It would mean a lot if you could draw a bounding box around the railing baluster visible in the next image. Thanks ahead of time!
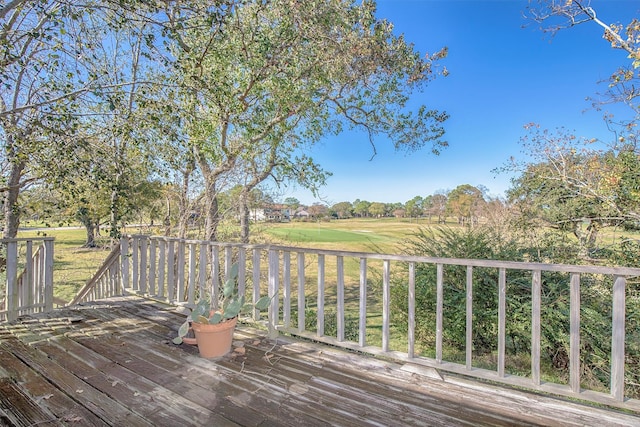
[436,263,443,363]
[611,275,626,402]
[6,240,18,321]
[167,239,175,302]
[176,241,185,303]
[359,258,367,347]
[570,273,581,393]
[157,239,166,299]
[498,267,506,377]
[211,245,220,309]
[252,248,261,320]
[131,236,139,292]
[238,247,247,296]
[268,249,279,339]
[187,243,196,305]
[199,243,207,299]
[408,262,415,358]
[337,255,344,342]
[466,265,473,370]
[382,259,390,352]
[139,237,147,294]
[317,254,325,337]
[120,237,129,291]
[149,239,156,296]
[24,241,33,312]
[283,251,291,329]
[297,252,305,332]
[224,246,233,281]
[532,270,542,386]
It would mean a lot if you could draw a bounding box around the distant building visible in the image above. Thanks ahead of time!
[250,204,291,222]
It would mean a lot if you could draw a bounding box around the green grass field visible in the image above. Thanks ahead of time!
[258,217,436,253]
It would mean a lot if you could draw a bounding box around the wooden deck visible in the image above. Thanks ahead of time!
[0,297,638,427]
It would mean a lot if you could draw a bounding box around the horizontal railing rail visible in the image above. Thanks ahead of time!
[0,238,54,322]
[114,235,640,412]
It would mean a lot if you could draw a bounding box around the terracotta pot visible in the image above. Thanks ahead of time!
[191,317,237,358]
[182,325,197,346]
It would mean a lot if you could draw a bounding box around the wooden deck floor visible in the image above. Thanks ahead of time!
[0,296,638,427]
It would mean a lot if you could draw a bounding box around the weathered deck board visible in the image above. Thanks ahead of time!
[0,296,638,427]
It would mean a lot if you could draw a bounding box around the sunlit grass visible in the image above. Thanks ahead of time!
[17,228,112,303]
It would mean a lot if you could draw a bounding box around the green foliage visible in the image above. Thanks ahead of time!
[392,225,640,397]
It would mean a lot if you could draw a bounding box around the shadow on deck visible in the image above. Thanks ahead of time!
[0,296,638,426]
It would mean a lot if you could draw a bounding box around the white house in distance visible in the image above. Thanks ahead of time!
[249,204,291,222]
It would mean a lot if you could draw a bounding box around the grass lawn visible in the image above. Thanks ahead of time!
[258,217,440,253]
[17,228,112,303]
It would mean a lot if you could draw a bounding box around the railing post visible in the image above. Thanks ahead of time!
[268,249,279,339]
[611,275,626,402]
[139,237,148,294]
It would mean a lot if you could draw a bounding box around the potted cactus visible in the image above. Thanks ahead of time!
[173,263,271,358]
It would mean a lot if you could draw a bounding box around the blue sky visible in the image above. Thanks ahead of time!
[283,0,638,206]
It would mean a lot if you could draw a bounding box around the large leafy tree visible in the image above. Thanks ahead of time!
[169,0,449,241]
[0,0,166,238]
[505,125,640,260]
[446,184,485,226]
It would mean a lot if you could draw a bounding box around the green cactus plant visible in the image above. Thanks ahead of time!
[173,263,271,345]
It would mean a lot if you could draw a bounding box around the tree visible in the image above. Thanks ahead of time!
[369,202,387,218]
[425,192,448,223]
[284,197,301,211]
[405,196,423,220]
[504,125,639,259]
[331,201,353,219]
[0,1,164,238]
[169,0,449,241]
[353,200,371,218]
[446,185,485,226]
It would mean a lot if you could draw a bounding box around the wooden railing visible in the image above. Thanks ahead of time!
[70,244,123,305]
[91,235,640,412]
[0,238,54,322]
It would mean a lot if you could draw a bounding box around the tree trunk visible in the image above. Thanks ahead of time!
[177,165,193,239]
[203,179,219,241]
[240,191,250,244]
[3,159,25,239]
[83,222,97,248]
